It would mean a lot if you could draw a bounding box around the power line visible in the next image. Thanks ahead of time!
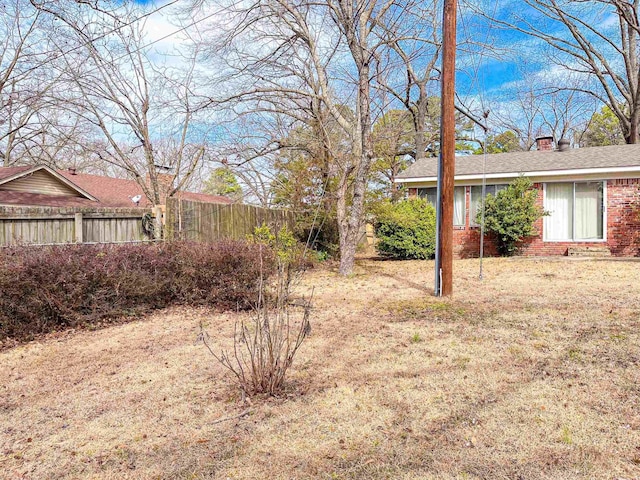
[458,0,500,280]
[4,0,180,86]
[99,9,223,69]
[457,0,500,116]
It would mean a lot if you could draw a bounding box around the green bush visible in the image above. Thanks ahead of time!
[251,223,297,264]
[373,198,436,259]
[476,176,547,255]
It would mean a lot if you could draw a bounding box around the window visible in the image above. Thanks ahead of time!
[544,182,604,241]
[453,187,465,227]
[417,186,466,226]
[417,187,437,206]
[469,184,507,226]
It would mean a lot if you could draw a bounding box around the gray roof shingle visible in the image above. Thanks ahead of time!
[396,143,640,179]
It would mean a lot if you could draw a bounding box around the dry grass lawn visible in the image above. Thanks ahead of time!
[1,257,639,480]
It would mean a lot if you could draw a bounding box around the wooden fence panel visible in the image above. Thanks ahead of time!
[0,217,75,245]
[1,201,293,246]
[165,198,294,242]
[83,216,145,243]
[0,206,150,246]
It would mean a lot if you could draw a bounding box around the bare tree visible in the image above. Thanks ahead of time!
[39,4,209,204]
[376,0,441,161]
[0,0,60,166]
[489,66,597,150]
[474,0,640,144]
[371,109,415,199]
[14,109,102,168]
[200,0,417,274]
[209,114,293,207]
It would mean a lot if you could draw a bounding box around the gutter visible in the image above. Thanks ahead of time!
[395,165,640,184]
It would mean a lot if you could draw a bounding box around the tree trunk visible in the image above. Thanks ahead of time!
[628,108,639,144]
[338,230,359,275]
[335,166,353,275]
[338,59,373,275]
[338,176,367,275]
[414,84,428,160]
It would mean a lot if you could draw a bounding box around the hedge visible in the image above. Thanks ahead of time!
[0,241,274,343]
[373,198,437,259]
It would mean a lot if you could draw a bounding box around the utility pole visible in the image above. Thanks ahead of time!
[435,0,457,297]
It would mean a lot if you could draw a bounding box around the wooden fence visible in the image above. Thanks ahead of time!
[0,206,151,246]
[165,198,294,242]
[0,200,294,246]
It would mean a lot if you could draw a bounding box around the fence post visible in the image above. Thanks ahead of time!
[74,212,83,243]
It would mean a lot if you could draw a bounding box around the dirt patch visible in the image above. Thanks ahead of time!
[1,257,639,479]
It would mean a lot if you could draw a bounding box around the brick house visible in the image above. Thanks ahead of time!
[395,140,640,257]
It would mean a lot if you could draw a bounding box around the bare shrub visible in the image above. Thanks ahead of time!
[200,228,312,397]
[0,241,272,343]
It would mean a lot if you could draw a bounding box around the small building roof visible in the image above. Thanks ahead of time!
[0,191,98,207]
[58,170,233,207]
[178,191,234,204]
[57,170,233,207]
[0,165,32,182]
[0,165,233,207]
[0,165,99,203]
[396,143,640,182]
[56,170,145,207]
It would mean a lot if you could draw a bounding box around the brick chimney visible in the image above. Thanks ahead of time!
[146,172,174,205]
[535,136,554,151]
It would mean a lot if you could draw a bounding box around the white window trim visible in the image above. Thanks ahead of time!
[542,181,607,243]
[418,186,466,227]
[395,165,640,184]
[469,184,508,227]
[453,186,466,227]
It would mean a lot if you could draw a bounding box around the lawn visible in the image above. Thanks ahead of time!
[1,257,639,479]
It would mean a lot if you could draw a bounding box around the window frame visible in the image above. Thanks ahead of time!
[417,186,466,227]
[469,184,508,227]
[453,186,466,227]
[542,181,607,243]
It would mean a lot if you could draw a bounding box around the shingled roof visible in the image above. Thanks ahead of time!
[55,171,230,207]
[0,165,32,182]
[0,165,233,207]
[0,191,98,207]
[397,143,640,181]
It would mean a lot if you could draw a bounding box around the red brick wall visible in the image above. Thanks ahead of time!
[452,185,500,258]
[455,179,640,258]
[604,179,640,255]
[405,179,640,257]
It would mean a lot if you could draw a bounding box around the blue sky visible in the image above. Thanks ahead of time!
[455,2,546,103]
[136,0,534,83]
[132,0,616,137]
[134,0,550,97]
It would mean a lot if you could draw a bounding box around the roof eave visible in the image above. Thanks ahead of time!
[0,166,99,202]
[395,165,640,184]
